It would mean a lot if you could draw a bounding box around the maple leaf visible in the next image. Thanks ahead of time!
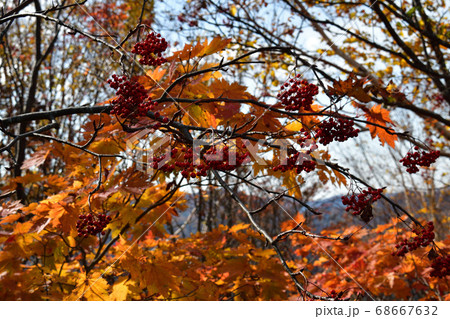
[185,104,217,128]
[167,42,204,62]
[68,273,110,301]
[364,104,398,148]
[198,36,232,56]
[328,73,372,103]
[0,200,24,218]
[21,149,50,170]
[110,279,132,301]
[167,36,231,62]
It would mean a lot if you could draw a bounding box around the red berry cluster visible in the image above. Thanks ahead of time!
[273,128,317,174]
[131,32,168,66]
[277,75,319,112]
[272,150,316,174]
[341,187,383,216]
[315,118,360,145]
[297,128,313,146]
[430,254,450,278]
[108,74,156,118]
[76,213,112,237]
[203,145,250,171]
[151,147,207,179]
[392,221,435,257]
[273,129,317,174]
[399,146,440,174]
[151,145,249,179]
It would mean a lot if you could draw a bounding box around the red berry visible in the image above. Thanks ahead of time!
[278,76,318,112]
[341,188,383,216]
[315,118,359,145]
[400,149,440,174]
[108,75,158,119]
[430,254,450,278]
[393,221,436,257]
[131,32,168,66]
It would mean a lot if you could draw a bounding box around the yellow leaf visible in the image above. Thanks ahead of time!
[284,121,302,131]
[230,4,237,16]
[68,273,110,301]
[72,181,83,189]
[90,137,122,154]
[229,223,250,233]
[110,279,130,301]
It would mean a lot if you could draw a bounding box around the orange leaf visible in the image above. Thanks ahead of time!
[168,37,231,62]
[229,223,250,233]
[198,36,232,56]
[329,73,372,103]
[167,42,204,62]
[364,104,397,148]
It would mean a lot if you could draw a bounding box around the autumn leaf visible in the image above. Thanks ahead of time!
[229,223,250,233]
[230,4,237,16]
[198,36,232,57]
[284,121,302,131]
[110,278,132,301]
[21,149,50,170]
[185,104,217,128]
[167,36,231,61]
[68,273,110,301]
[364,104,398,148]
[0,200,24,218]
[329,73,372,103]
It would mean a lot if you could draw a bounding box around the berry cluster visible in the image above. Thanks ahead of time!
[277,75,319,112]
[131,32,168,66]
[399,147,440,174]
[203,145,250,171]
[297,128,314,146]
[76,213,112,237]
[272,150,316,174]
[392,221,435,257]
[273,129,317,174]
[108,74,155,118]
[151,147,207,179]
[341,187,383,216]
[430,254,450,278]
[315,118,360,145]
[151,145,249,179]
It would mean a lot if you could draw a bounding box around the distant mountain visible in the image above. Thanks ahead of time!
[170,188,449,237]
